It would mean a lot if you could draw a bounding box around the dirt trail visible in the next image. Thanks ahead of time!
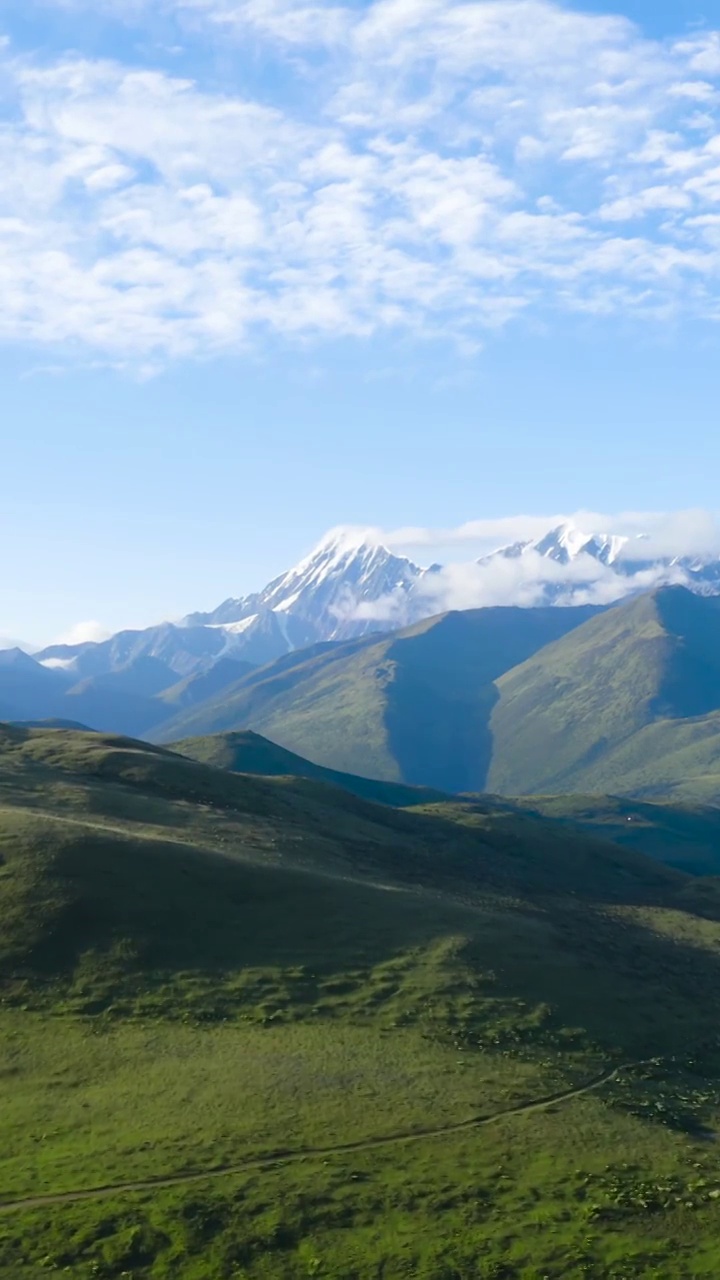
[0,1059,649,1216]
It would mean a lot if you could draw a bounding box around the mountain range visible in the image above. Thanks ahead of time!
[156,603,603,790]
[6,524,720,805]
[19,519,720,693]
[4,579,720,803]
[149,585,720,802]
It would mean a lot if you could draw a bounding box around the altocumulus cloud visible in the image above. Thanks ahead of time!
[2,0,720,363]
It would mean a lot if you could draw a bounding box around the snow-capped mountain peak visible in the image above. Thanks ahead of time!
[268,526,392,596]
[186,527,428,642]
[532,522,630,566]
[24,519,720,703]
[487,521,630,568]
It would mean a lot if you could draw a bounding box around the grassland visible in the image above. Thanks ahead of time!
[488,587,720,800]
[4,726,720,1276]
[172,729,446,807]
[505,792,720,875]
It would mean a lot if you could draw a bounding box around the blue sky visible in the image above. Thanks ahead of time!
[2,0,720,644]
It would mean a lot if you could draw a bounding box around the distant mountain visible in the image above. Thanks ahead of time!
[487,586,720,800]
[158,657,256,712]
[155,604,602,790]
[21,518,720,693]
[37,622,251,683]
[0,648,246,739]
[29,530,422,687]
[482,522,632,568]
[156,587,720,802]
[0,648,71,723]
[480,520,720,598]
[0,634,31,652]
[185,526,432,639]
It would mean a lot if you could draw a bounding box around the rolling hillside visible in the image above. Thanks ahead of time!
[5,726,720,1276]
[172,729,447,806]
[155,604,601,789]
[157,588,720,802]
[513,793,720,876]
[175,728,720,875]
[488,586,720,799]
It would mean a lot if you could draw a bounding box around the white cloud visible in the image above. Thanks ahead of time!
[341,508,720,618]
[0,3,720,362]
[54,620,112,644]
[380,508,720,559]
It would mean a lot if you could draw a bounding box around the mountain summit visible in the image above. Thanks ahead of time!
[185,527,429,641]
[482,520,632,568]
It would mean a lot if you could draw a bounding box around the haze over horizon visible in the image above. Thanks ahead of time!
[3,0,720,642]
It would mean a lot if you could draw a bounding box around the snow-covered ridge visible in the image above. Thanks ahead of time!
[185,525,428,641]
[489,521,632,567]
[19,519,720,684]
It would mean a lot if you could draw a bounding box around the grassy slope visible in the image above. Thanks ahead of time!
[488,587,720,800]
[157,658,256,711]
[171,729,447,806]
[173,728,720,876]
[155,605,601,789]
[512,794,720,875]
[5,727,720,1276]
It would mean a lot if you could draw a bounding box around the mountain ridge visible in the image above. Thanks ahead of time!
[154,603,604,789]
[21,519,720,689]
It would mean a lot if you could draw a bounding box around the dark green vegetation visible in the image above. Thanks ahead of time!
[510,793,720,876]
[155,605,600,789]
[4,726,720,1275]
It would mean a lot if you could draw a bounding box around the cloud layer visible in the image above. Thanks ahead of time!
[345,507,720,616]
[2,1,720,362]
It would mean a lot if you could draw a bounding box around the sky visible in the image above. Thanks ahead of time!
[2,0,720,645]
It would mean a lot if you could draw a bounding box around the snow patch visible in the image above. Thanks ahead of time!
[209,615,259,635]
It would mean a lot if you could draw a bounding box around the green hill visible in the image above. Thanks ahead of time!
[157,657,256,711]
[156,590,720,803]
[173,728,720,876]
[171,729,447,806]
[155,604,601,789]
[488,586,720,799]
[7,725,720,1277]
[510,793,720,876]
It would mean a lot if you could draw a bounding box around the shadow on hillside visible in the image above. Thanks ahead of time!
[471,894,720,1065]
[10,819,720,1083]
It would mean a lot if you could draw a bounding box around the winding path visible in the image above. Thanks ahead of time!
[0,1059,649,1216]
